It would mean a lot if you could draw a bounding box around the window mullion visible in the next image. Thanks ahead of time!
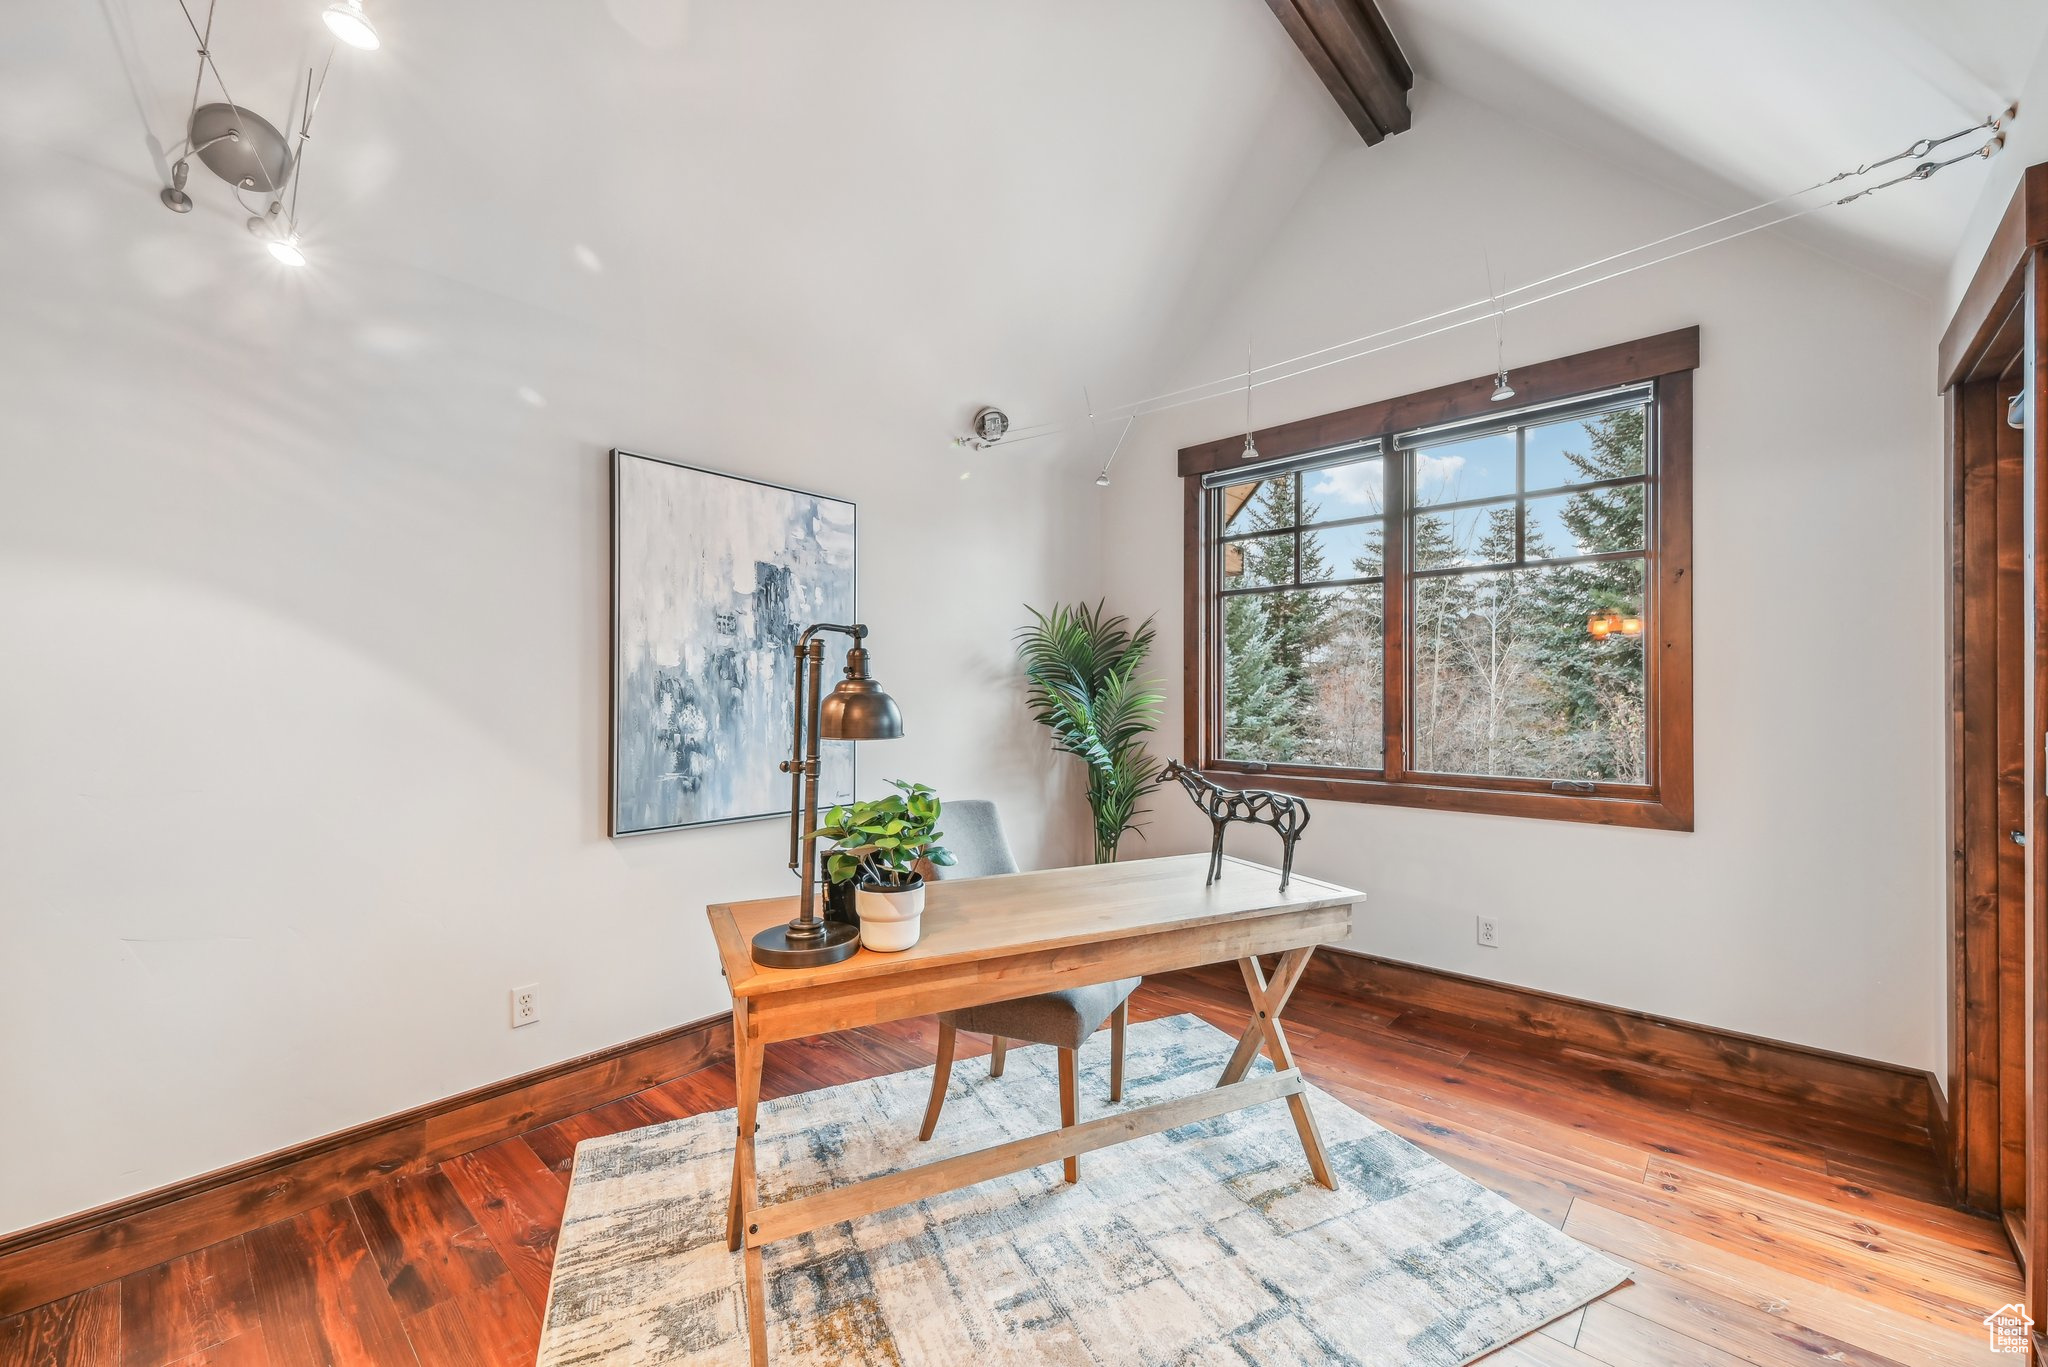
[1514,424,1527,567]
[1382,432,1408,781]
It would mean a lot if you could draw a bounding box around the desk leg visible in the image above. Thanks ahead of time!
[726,1003,770,1366]
[1217,946,1316,1087]
[725,1005,758,1251]
[1235,950,1335,1189]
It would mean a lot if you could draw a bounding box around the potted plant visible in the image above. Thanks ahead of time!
[1016,601,1165,863]
[808,780,955,952]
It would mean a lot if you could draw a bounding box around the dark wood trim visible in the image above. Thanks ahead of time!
[1940,164,2048,390]
[1180,329,1696,831]
[1260,0,1411,146]
[0,1013,733,1318]
[1292,947,1941,1130]
[1380,440,1409,782]
[1177,327,1699,479]
[1947,383,1966,1197]
[2026,238,2048,1336]
[1998,357,2030,1224]
[1187,765,1688,830]
[1649,369,1696,831]
[1952,377,2006,1212]
[1182,476,1210,775]
[1942,169,2048,1286]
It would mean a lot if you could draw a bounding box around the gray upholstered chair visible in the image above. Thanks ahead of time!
[918,800,1139,1182]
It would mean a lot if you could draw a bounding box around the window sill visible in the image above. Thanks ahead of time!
[1192,766,1693,832]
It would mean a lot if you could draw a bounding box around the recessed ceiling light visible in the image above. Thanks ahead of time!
[323,0,381,51]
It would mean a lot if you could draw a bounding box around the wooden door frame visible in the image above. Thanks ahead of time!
[1947,341,2028,1214]
[1942,160,2048,1359]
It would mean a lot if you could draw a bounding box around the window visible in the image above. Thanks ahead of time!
[1181,329,1695,829]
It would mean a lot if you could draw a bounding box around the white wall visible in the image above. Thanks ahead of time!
[0,0,1366,1239]
[0,7,1960,1237]
[1101,84,1948,1074]
[0,186,1111,1237]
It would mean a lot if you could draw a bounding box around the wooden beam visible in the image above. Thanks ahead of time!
[1262,0,1412,145]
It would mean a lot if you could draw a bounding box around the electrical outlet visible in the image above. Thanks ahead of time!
[1476,917,1500,948]
[511,983,540,1028]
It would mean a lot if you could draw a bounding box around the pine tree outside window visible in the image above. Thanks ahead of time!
[1181,330,1695,830]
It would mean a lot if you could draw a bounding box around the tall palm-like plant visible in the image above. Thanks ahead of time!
[1016,601,1165,863]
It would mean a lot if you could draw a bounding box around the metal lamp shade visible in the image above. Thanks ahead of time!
[819,676,903,741]
[751,625,901,969]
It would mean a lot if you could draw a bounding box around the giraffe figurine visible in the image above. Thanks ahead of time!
[1163,760,1313,892]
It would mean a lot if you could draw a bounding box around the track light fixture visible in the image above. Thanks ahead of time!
[156,0,381,266]
[1092,414,1134,489]
[247,202,305,266]
[1240,342,1259,461]
[1486,255,1514,402]
[322,0,381,50]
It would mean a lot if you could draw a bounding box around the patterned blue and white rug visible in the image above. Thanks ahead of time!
[537,1013,1628,1366]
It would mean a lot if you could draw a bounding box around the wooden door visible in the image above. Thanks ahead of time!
[1940,163,2048,1360]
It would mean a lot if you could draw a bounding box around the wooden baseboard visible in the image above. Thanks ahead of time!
[1,950,1951,1317]
[1291,948,1941,1134]
[0,1013,732,1318]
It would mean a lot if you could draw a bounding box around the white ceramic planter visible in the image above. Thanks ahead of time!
[855,878,926,952]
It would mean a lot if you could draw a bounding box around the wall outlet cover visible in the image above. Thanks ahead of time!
[1476,917,1500,948]
[511,982,540,1028]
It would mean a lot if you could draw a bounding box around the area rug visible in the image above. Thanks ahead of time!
[537,1013,1627,1366]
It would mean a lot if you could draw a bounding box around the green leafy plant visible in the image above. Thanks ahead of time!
[1016,601,1165,863]
[808,780,957,889]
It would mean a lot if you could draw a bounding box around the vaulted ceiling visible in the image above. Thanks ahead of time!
[1374,0,2048,286]
[4,0,2044,451]
[0,1,1344,448]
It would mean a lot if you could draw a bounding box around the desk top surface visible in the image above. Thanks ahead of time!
[707,853,1362,999]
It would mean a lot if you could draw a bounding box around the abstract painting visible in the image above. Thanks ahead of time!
[611,451,856,836]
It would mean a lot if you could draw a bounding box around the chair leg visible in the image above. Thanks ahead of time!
[1058,1046,1079,1184]
[919,1022,957,1142]
[990,1035,1007,1078]
[1108,998,1127,1103]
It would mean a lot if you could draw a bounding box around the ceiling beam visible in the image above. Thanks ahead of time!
[1262,0,1412,145]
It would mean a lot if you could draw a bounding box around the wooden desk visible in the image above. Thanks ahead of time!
[706,853,1362,1365]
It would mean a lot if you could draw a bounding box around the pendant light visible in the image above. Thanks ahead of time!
[1586,610,1643,641]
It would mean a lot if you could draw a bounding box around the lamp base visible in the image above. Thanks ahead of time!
[751,917,862,968]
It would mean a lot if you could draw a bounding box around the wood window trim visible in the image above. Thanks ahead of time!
[1180,327,1697,832]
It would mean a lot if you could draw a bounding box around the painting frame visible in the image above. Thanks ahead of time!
[609,449,857,838]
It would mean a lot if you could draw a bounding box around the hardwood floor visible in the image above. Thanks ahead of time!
[1,971,2017,1366]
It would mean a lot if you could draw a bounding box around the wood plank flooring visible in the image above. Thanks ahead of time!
[1,971,2016,1366]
